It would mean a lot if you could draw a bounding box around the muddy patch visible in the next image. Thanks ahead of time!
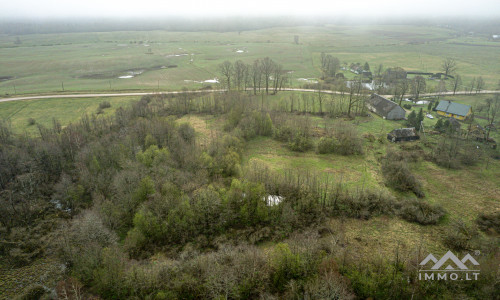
[184,78,219,84]
[0,76,13,82]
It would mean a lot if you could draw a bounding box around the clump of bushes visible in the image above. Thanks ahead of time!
[332,121,363,155]
[396,198,445,225]
[99,101,111,109]
[97,101,112,114]
[288,133,313,152]
[476,212,500,234]
[335,190,396,220]
[317,137,336,154]
[272,115,312,152]
[430,138,483,169]
[444,219,479,251]
[15,284,47,300]
[381,151,424,197]
[27,118,36,126]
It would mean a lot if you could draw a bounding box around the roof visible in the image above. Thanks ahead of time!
[435,100,471,117]
[367,94,402,117]
[388,128,418,138]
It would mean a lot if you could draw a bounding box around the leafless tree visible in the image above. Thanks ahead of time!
[475,76,485,94]
[251,59,261,95]
[260,57,275,95]
[485,94,500,139]
[233,60,247,91]
[452,74,462,95]
[411,76,426,100]
[398,78,410,105]
[469,77,476,95]
[441,57,457,78]
[218,61,233,91]
[347,77,362,118]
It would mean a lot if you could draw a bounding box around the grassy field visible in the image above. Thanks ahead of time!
[0,96,135,133]
[1,25,499,96]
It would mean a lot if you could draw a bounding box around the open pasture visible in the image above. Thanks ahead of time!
[1,25,499,96]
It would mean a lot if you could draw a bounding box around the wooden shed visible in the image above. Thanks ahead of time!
[387,127,420,142]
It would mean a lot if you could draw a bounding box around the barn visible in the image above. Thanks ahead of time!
[387,127,420,142]
[366,93,406,120]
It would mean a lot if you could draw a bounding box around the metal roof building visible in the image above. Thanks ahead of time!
[435,100,471,120]
[366,93,406,120]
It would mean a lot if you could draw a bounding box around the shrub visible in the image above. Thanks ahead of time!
[288,134,313,152]
[27,118,36,126]
[178,123,196,143]
[273,125,294,142]
[403,104,412,109]
[476,212,500,234]
[317,137,336,154]
[99,101,111,109]
[333,121,363,155]
[444,219,479,251]
[396,198,445,225]
[335,190,396,220]
[381,152,424,197]
[15,284,46,300]
[269,243,305,292]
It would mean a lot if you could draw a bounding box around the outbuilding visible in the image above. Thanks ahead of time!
[387,127,420,142]
[366,93,406,120]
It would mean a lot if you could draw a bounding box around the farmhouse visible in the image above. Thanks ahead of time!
[366,93,406,120]
[435,100,471,121]
[387,127,420,142]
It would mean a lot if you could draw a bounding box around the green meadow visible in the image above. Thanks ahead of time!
[1,25,499,96]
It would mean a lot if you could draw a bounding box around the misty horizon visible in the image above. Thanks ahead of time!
[2,0,500,20]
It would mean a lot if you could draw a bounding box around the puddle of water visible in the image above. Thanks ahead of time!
[119,75,134,79]
[298,78,318,83]
[236,50,244,53]
[184,79,219,84]
[166,53,189,58]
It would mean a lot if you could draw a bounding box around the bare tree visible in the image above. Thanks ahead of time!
[469,77,476,95]
[251,59,261,95]
[347,77,362,118]
[411,76,426,100]
[485,94,500,139]
[452,74,462,95]
[398,78,410,105]
[233,60,247,91]
[218,61,233,91]
[475,76,485,94]
[260,57,275,95]
[294,35,299,44]
[441,57,457,78]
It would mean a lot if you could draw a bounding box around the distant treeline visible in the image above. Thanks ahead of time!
[1,17,500,35]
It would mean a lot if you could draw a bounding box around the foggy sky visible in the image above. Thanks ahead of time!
[2,0,500,19]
